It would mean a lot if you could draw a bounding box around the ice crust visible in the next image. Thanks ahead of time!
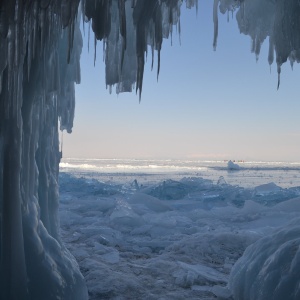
[1,0,300,299]
[59,172,300,299]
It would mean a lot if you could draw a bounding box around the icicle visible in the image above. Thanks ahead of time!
[255,38,261,62]
[136,54,144,102]
[213,0,219,51]
[40,9,45,53]
[14,14,19,68]
[7,28,14,92]
[131,0,135,8]
[178,17,181,45]
[119,0,127,70]
[88,20,90,52]
[157,49,160,81]
[289,51,296,71]
[94,35,97,66]
[118,0,127,43]
[151,45,154,71]
[251,38,255,53]
[32,1,37,59]
[67,22,73,63]
[268,36,274,66]
[81,0,85,34]
[102,40,105,62]
[27,23,32,81]
[277,64,281,90]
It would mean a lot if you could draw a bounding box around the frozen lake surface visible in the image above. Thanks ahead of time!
[59,159,300,299]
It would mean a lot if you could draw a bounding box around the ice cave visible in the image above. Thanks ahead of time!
[1,0,300,299]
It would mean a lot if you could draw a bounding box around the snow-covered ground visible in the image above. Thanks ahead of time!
[59,159,300,299]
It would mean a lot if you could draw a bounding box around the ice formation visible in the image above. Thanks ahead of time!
[0,1,86,300]
[229,217,300,300]
[1,0,300,299]
[227,160,240,170]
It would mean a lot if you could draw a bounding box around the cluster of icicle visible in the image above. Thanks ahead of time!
[82,0,198,98]
[0,1,86,300]
[214,0,300,89]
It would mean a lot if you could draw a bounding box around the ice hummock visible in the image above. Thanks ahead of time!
[227,160,240,170]
[229,217,300,300]
[59,171,300,299]
[254,182,281,196]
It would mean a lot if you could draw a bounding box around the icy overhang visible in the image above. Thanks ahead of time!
[1,0,300,103]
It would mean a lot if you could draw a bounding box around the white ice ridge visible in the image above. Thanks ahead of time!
[1,0,300,299]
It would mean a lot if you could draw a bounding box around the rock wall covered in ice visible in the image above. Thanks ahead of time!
[1,0,300,299]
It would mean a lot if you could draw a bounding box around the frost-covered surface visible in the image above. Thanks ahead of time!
[59,164,300,299]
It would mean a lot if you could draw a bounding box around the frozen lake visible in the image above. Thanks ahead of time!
[59,159,300,299]
[60,158,300,188]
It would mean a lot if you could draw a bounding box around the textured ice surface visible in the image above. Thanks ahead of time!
[59,170,300,299]
[229,217,300,300]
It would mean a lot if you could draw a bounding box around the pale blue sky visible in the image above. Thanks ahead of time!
[63,2,300,162]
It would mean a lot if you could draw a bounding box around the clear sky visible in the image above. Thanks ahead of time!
[63,1,300,162]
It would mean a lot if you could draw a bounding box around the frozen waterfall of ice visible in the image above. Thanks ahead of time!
[1,0,300,299]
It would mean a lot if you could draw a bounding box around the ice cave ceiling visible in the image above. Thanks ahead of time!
[1,0,300,101]
[1,0,300,299]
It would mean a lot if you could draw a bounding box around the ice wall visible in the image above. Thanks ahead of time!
[0,1,87,299]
